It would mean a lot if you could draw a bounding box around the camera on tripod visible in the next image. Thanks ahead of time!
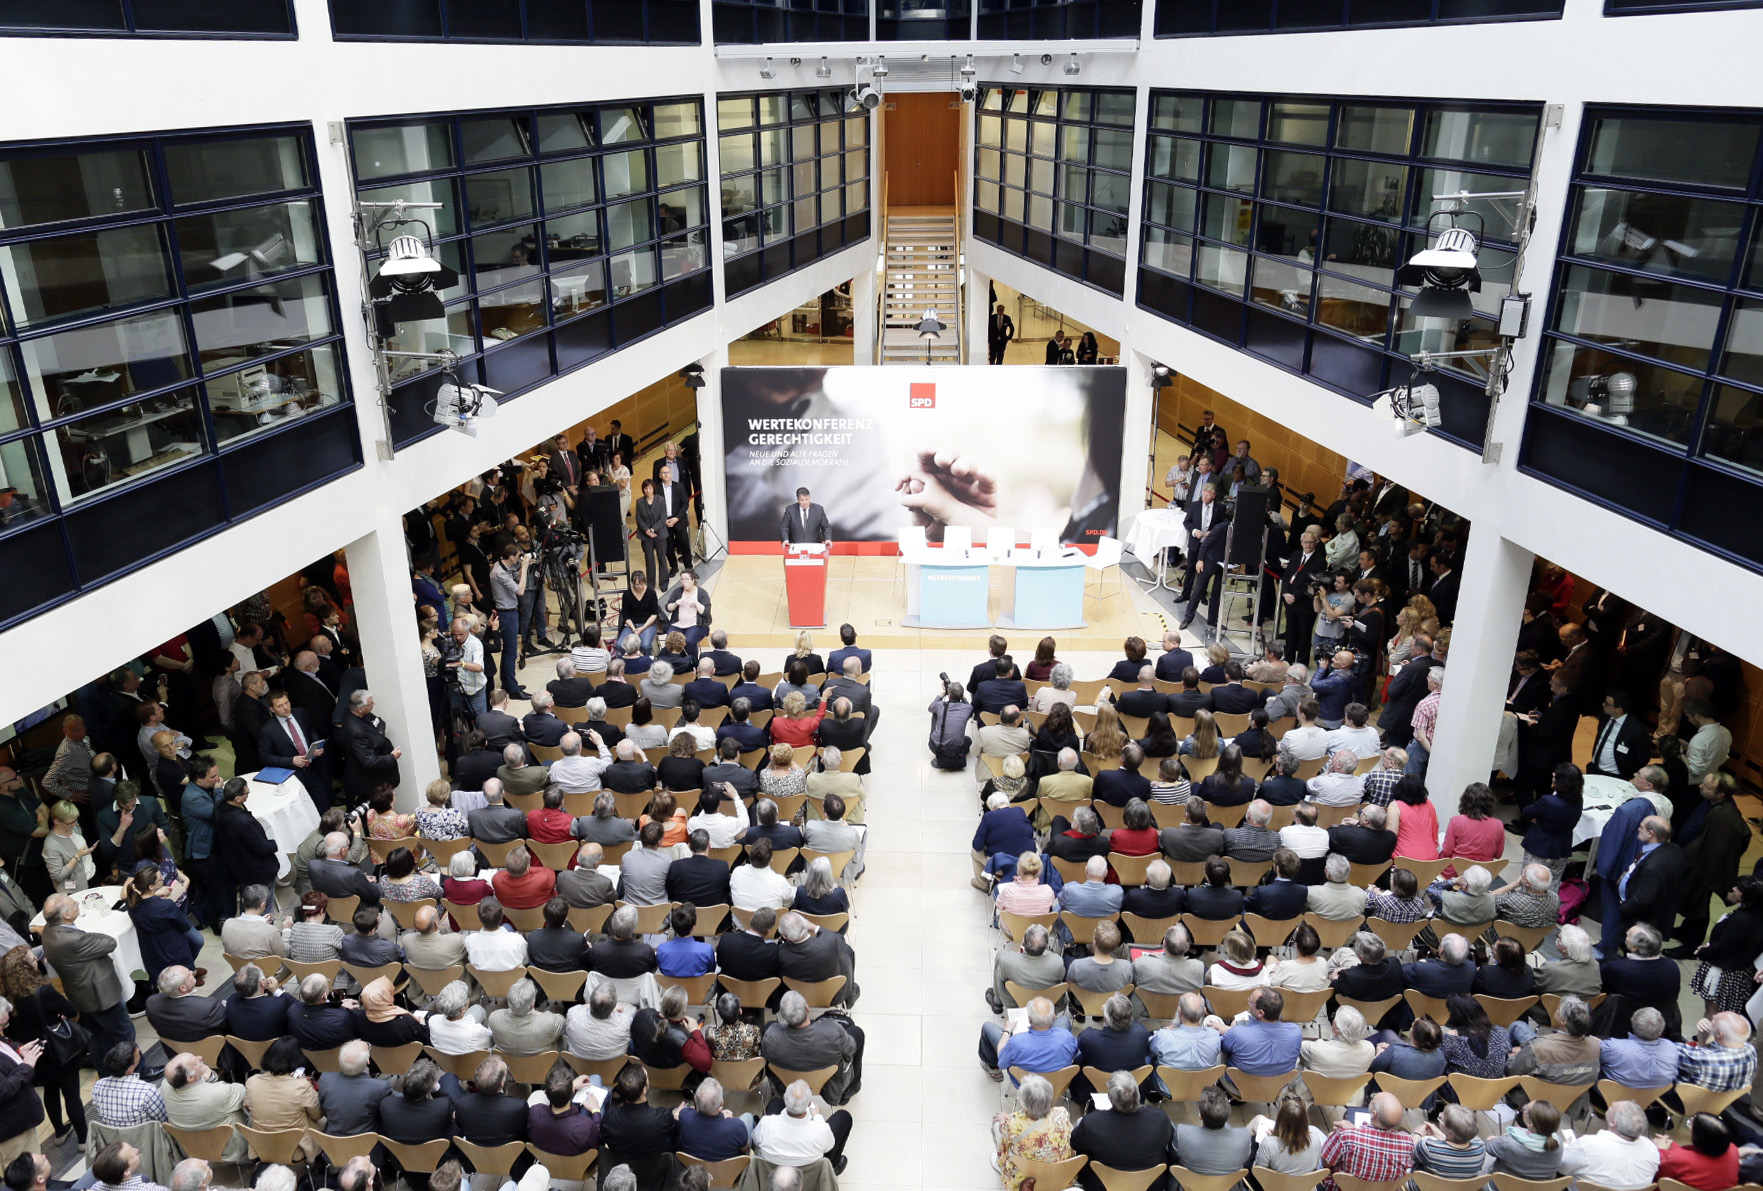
[437,634,465,688]
[534,474,565,498]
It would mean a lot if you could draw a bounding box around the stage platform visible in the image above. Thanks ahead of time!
[703,552,1168,651]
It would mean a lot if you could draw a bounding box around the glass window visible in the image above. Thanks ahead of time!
[461,118,530,164]
[1096,93,1136,127]
[1030,122,1056,158]
[1152,95,1204,133]
[792,125,816,163]
[536,112,595,155]
[1268,102,1329,147]
[758,129,787,168]
[1146,182,1197,230]
[655,143,701,188]
[756,96,785,125]
[0,148,156,229]
[1027,193,1054,231]
[1055,199,1082,241]
[1552,263,1725,372]
[1566,187,1744,285]
[1060,126,1091,164]
[1144,227,1194,277]
[1196,242,1249,297]
[1586,115,1761,190]
[1410,166,1524,236]
[385,300,474,377]
[1202,192,1253,246]
[845,116,867,149]
[1421,108,1537,169]
[353,123,454,181]
[1,225,172,328]
[609,246,656,295]
[605,198,654,252]
[654,103,701,140]
[1091,172,1130,215]
[1062,92,1091,123]
[477,277,546,342]
[603,150,651,200]
[660,229,707,280]
[47,389,204,503]
[189,273,334,371]
[1207,144,1259,193]
[719,134,755,175]
[1005,120,1028,153]
[1251,255,1313,315]
[164,135,306,205]
[1262,150,1325,207]
[547,210,602,257]
[1211,99,1262,139]
[1093,130,1133,172]
[1717,299,1763,387]
[205,344,343,447]
[1029,158,1054,196]
[1705,384,1763,477]
[716,99,753,132]
[1536,338,1703,448]
[470,225,540,287]
[793,161,817,199]
[550,257,607,317]
[21,309,193,422]
[357,180,458,236]
[978,116,1003,149]
[1090,211,1128,256]
[1004,154,1026,189]
[1149,136,1202,182]
[1321,215,1402,272]
[1315,276,1392,341]
[1336,105,1414,156]
[540,160,597,213]
[0,352,27,436]
[465,167,535,226]
[978,148,1001,181]
[1329,158,1407,221]
[844,149,866,181]
[601,108,647,145]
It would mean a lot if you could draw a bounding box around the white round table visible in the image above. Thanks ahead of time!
[1575,773,1672,873]
[32,886,146,987]
[241,772,323,880]
[1125,507,1188,592]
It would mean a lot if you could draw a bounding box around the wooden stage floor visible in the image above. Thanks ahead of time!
[703,553,1170,652]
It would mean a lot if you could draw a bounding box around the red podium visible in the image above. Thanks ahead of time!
[784,544,828,627]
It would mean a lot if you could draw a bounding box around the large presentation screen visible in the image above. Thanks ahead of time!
[721,365,1127,545]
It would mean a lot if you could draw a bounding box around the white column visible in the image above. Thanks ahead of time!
[1423,531,1534,820]
[343,513,441,809]
[694,344,731,561]
[850,267,876,366]
[1118,348,1156,541]
[966,265,991,365]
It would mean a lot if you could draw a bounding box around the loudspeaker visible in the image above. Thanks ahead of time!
[1224,485,1273,570]
[579,485,626,567]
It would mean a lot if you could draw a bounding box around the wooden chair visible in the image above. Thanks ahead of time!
[1448,1073,1520,1110]
[1409,1173,1488,1191]
[1347,860,1392,886]
[643,1061,696,1092]
[611,790,653,819]
[782,975,846,1008]
[302,1048,344,1074]
[1331,1176,1409,1191]
[663,974,719,1006]
[1352,754,1382,775]
[1334,995,1402,1026]
[1225,857,1270,887]
[1404,989,1451,1024]
[162,1036,227,1065]
[367,835,423,864]
[768,1063,839,1096]
[1156,1064,1225,1103]
[710,1056,768,1097]
[1251,1170,1327,1191]
[560,1055,632,1084]
[1070,983,1135,1018]
[525,1145,597,1182]
[472,837,523,868]
[1201,986,1255,1019]
[1000,910,1060,941]
[1279,988,1334,1024]
[1004,981,1067,1011]
[505,790,542,813]
[454,1138,529,1177]
[1373,1073,1447,1110]
[1493,919,1554,951]
[379,1137,451,1176]
[498,903,545,931]
[1110,852,1156,885]
[728,908,777,937]
[1208,801,1250,828]
[1089,1163,1166,1191]
[800,848,856,881]
[1117,714,1150,738]
[1304,913,1366,950]
[1240,756,1274,782]
[1093,802,1128,830]
[552,704,588,723]
[1017,1156,1088,1190]
[225,1035,274,1070]
[424,1047,491,1081]
[1300,1071,1371,1108]
[1488,1178,1573,1191]
[1265,804,1296,831]
[736,748,767,770]
[237,1125,304,1165]
[1241,914,1300,948]
[1166,860,1209,886]
[282,957,342,985]
[1120,913,1183,945]
[675,1154,752,1190]
[342,961,404,990]
[1211,712,1250,737]
[616,900,677,934]
[1168,1168,1246,1191]
[324,894,361,927]
[1181,915,1237,948]
[1069,678,1111,706]
[1474,994,1540,1027]
[526,839,579,870]
[1184,755,1220,782]
[1595,1077,1671,1109]
[304,1130,379,1167]
[1226,1066,1297,1105]
[1394,856,1454,885]
[1538,992,1606,1018]
[382,898,439,931]
[165,1125,236,1164]
[567,904,614,934]
[798,911,849,932]
[718,975,782,1010]
[467,964,529,998]
[526,967,589,1004]
[766,846,802,874]
[1364,917,1428,951]
[1062,913,1115,947]
[371,1041,425,1074]
[1010,1064,1080,1101]
[1670,1081,1748,1117]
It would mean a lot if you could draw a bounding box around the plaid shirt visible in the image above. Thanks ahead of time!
[1361,768,1402,807]
[1411,691,1442,742]
[1494,886,1560,930]
[1364,888,1431,924]
[1321,1124,1415,1191]
[92,1074,168,1126]
[1677,1042,1757,1092]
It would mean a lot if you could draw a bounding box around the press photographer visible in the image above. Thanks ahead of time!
[488,543,532,701]
[443,616,488,718]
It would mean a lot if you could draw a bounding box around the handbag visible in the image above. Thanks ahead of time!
[42,1013,90,1068]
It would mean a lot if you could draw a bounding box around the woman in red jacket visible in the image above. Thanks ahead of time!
[768,690,826,748]
[1655,1114,1739,1190]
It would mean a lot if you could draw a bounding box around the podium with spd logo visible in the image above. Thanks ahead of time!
[784,544,828,627]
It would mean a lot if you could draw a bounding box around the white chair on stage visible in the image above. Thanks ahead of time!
[1084,535,1125,614]
[984,526,1016,562]
[942,525,973,553]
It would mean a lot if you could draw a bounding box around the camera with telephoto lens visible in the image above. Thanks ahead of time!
[437,634,465,688]
[534,474,565,498]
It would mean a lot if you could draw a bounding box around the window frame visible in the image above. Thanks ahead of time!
[0,0,295,38]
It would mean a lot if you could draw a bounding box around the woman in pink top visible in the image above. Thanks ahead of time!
[1386,774,1440,861]
[995,852,1058,921]
[1439,782,1507,877]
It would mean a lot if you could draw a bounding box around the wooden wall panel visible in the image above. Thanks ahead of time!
[883,94,959,206]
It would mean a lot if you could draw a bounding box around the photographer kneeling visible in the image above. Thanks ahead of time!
[928,677,973,771]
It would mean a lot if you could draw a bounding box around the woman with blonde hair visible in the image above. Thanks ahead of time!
[767,690,826,747]
[42,802,95,892]
[1407,593,1441,636]
[790,630,825,677]
[758,743,807,800]
[1179,709,1220,759]
[1200,641,1231,684]
[416,779,469,842]
[1086,703,1126,761]
[1208,929,1266,989]
[1386,605,1420,670]
[994,853,1057,918]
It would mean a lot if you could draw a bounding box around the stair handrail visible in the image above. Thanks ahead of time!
[952,168,964,363]
[874,170,888,364]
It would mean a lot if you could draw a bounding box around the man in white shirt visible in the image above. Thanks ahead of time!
[547,730,615,794]
[1279,700,1329,760]
[750,1079,850,1175]
[685,784,750,849]
[1323,704,1380,759]
[1306,750,1365,807]
[1683,699,1732,781]
[1278,802,1330,860]
[449,618,488,716]
[563,983,634,1059]
[730,838,796,911]
[461,901,529,971]
[1557,1100,1659,1190]
[426,981,492,1055]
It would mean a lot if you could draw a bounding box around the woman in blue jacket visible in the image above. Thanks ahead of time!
[1514,762,1584,889]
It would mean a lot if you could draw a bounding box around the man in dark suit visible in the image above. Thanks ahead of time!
[232,673,273,775]
[476,690,526,750]
[555,843,616,907]
[527,900,593,971]
[730,661,774,712]
[1279,528,1326,665]
[816,703,869,774]
[779,486,832,550]
[1153,632,1194,682]
[546,659,596,708]
[1177,485,1230,633]
[1256,752,1309,806]
[289,979,358,1051]
[467,783,528,843]
[1600,924,1681,1013]
[1167,669,1212,720]
[777,913,859,1008]
[1208,663,1261,714]
[310,832,382,906]
[1158,800,1224,863]
[1331,934,1407,1029]
[1616,816,1687,938]
[595,665,640,710]
[1505,651,1551,719]
[665,831,732,908]
[454,1059,532,1146]
[1243,850,1309,919]
[225,964,292,1040]
[717,704,769,754]
[969,636,1019,693]
[316,1047,389,1134]
[602,742,657,794]
[716,908,782,982]
[827,625,871,675]
[281,657,337,735]
[682,660,733,710]
[1426,549,1460,625]
[1369,475,1407,518]
[259,691,330,810]
[336,691,400,799]
[1380,636,1440,748]
[605,421,636,472]
[1515,673,1579,804]
[657,459,694,573]
[1586,690,1651,780]
[1326,804,1397,865]
[973,658,1029,717]
[521,696,570,746]
[1402,934,1477,999]
[987,302,1015,365]
[821,662,873,720]
[145,965,227,1042]
[701,630,744,677]
[1110,669,1169,720]
[1093,746,1152,808]
[1185,860,1245,921]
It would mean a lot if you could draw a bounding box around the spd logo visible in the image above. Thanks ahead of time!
[908,383,936,409]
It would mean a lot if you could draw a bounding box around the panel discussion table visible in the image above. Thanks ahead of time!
[901,543,1088,630]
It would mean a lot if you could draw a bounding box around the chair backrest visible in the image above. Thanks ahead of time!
[767,1063,838,1095]
[282,957,342,984]
[530,744,566,764]
[709,1056,767,1095]
[1347,860,1392,887]
[1225,1067,1298,1103]
[1493,919,1554,951]
[943,525,973,552]
[1474,994,1540,1027]
[1201,985,1255,1018]
[782,974,847,1008]
[1089,1162,1167,1191]
[501,903,546,931]
[162,1035,227,1066]
[1028,527,1060,555]
[342,961,404,989]
[1594,1076,1672,1109]
[1517,1075,1591,1115]
[1447,1073,1520,1110]
[1004,980,1066,1011]
[1302,913,1364,950]
[1155,1064,1225,1101]
[1251,1169,1327,1191]
[1208,801,1250,829]
[1010,1063,1079,1099]
[1408,1172,1488,1191]
[525,967,588,1004]
[473,837,523,868]
[718,975,782,1009]
[1166,1167,1246,1191]
[224,1034,273,1070]
[380,1137,451,1174]
[675,1153,753,1191]
[325,893,361,926]
[526,839,578,871]
[1404,988,1451,1025]
[1181,914,1237,948]
[1487,1177,1574,1191]
[525,1145,598,1182]
[382,898,438,931]
[1335,994,1401,1025]
[302,1048,343,1074]
[164,1125,236,1164]
[1224,856,1269,886]
[1300,1071,1371,1107]
[1394,856,1454,885]
[304,1130,379,1166]
[367,835,422,863]
[617,900,676,934]
[1279,988,1334,1024]
[1364,917,1428,951]
[1109,852,1155,886]
[454,1138,529,1175]
[467,963,529,998]
[1017,1155,1088,1189]
[1000,910,1059,941]
[1120,913,1182,947]
[1240,914,1300,948]
[237,1125,305,1165]
[1069,983,1134,1018]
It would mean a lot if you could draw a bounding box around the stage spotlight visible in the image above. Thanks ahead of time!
[816,57,831,79]
[1011,53,1023,74]
[1150,362,1174,390]
[1398,224,1482,321]
[1372,378,1442,438]
[760,57,777,79]
[1584,371,1638,422]
[916,309,945,364]
[1063,53,1080,76]
[368,232,458,335]
[433,374,503,437]
[679,363,706,391]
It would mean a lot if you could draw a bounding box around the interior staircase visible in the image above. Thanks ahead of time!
[879,206,962,365]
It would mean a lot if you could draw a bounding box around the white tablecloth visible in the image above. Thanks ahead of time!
[1574,775,1673,875]
[32,886,146,988]
[1125,508,1187,562]
[242,772,323,880]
